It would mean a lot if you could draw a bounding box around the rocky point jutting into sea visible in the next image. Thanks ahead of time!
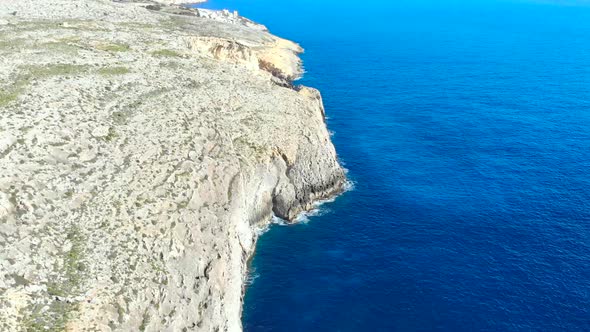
[0,0,346,330]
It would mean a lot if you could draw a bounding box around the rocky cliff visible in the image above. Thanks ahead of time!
[0,0,346,331]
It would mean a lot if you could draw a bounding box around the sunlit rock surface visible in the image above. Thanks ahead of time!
[0,0,345,330]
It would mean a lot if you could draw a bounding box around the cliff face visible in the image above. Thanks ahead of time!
[0,0,345,331]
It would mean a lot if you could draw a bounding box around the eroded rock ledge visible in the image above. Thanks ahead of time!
[0,0,345,331]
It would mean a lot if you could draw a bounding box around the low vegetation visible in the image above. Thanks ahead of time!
[24,64,91,78]
[0,90,19,107]
[24,227,86,331]
[96,42,130,52]
[151,49,183,58]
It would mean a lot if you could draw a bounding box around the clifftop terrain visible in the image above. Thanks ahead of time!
[0,0,345,331]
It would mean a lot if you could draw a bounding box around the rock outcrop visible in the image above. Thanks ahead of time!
[0,0,345,331]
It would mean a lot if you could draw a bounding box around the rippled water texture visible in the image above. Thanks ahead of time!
[197,1,590,330]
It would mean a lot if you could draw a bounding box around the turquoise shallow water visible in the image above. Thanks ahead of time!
[196,1,590,330]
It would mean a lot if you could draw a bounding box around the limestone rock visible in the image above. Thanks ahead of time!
[0,192,15,220]
[0,0,346,331]
[91,126,111,138]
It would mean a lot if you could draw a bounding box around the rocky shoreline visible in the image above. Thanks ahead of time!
[0,0,345,331]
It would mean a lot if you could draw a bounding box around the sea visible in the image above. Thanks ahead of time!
[194,1,590,330]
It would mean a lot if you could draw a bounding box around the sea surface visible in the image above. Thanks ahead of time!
[195,1,590,330]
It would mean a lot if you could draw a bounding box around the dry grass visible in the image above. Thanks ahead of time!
[151,49,183,58]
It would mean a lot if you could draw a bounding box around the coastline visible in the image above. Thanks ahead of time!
[0,1,346,331]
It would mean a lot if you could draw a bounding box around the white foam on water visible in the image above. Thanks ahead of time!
[245,268,260,286]
[257,179,356,232]
[271,215,288,226]
[293,179,355,223]
[343,178,355,191]
[254,223,270,236]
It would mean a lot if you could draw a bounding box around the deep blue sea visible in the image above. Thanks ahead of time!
[195,1,590,330]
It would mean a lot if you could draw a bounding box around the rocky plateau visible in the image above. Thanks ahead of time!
[0,0,346,331]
